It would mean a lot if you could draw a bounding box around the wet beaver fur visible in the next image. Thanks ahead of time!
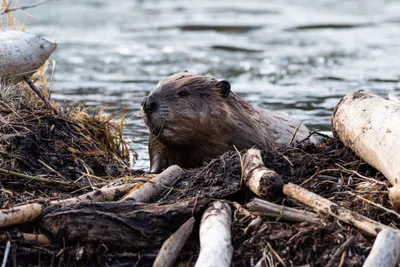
[142,72,312,173]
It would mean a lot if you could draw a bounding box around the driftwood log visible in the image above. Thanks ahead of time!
[0,31,56,83]
[0,184,133,228]
[283,183,397,236]
[363,228,400,267]
[243,149,283,200]
[40,198,210,249]
[332,90,400,207]
[195,201,233,267]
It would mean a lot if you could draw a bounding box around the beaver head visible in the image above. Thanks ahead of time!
[141,72,233,147]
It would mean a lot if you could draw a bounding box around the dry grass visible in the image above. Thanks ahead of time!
[0,1,138,205]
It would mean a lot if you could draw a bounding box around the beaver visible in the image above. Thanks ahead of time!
[142,72,313,173]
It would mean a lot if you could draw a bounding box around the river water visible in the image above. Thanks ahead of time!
[17,0,400,169]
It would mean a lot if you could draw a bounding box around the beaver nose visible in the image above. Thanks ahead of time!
[142,96,159,114]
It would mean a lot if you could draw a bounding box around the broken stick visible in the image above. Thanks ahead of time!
[246,198,320,224]
[195,201,233,267]
[120,165,184,202]
[0,184,133,228]
[243,149,283,200]
[153,217,195,267]
[283,183,397,236]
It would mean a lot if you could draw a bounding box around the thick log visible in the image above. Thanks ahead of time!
[0,184,133,228]
[332,90,400,207]
[121,165,184,202]
[246,198,320,223]
[0,31,56,83]
[283,183,397,236]
[363,229,400,267]
[153,217,195,267]
[40,198,210,249]
[243,149,283,200]
[195,201,233,267]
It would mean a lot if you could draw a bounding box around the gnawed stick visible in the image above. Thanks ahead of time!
[243,149,283,200]
[283,183,396,236]
[0,233,51,245]
[246,198,320,224]
[153,217,195,267]
[363,229,400,267]
[120,165,184,202]
[326,236,356,267]
[195,201,233,267]
[0,184,133,228]
[0,241,11,267]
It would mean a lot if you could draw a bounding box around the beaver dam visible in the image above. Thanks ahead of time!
[0,79,400,267]
[1,7,400,266]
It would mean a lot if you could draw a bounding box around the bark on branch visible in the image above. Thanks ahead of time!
[283,183,397,236]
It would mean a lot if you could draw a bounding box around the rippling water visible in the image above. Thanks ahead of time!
[18,0,400,169]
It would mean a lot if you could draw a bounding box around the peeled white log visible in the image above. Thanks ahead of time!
[363,229,400,267]
[332,90,400,207]
[0,31,57,83]
[243,149,283,200]
[120,165,184,202]
[153,217,195,267]
[195,201,233,267]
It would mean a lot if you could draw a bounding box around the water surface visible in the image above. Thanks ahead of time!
[18,0,400,169]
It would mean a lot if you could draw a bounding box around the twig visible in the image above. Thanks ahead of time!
[254,246,274,267]
[299,131,331,143]
[1,241,11,267]
[338,251,346,267]
[289,120,304,146]
[233,145,245,186]
[283,183,398,236]
[282,155,294,167]
[335,164,386,185]
[0,167,79,189]
[266,242,286,267]
[38,159,66,181]
[326,236,355,267]
[300,168,319,186]
[0,0,58,15]
[356,195,400,219]
[23,76,58,114]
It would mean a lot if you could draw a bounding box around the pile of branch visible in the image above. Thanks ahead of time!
[1,7,400,266]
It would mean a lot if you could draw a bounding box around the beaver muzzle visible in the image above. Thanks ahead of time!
[142,96,159,116]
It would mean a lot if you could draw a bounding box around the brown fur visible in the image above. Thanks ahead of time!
[142,72,311,173]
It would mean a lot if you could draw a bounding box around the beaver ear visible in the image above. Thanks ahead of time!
[216,80,231,98]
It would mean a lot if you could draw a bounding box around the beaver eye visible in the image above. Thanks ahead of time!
[178,90,191,97]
